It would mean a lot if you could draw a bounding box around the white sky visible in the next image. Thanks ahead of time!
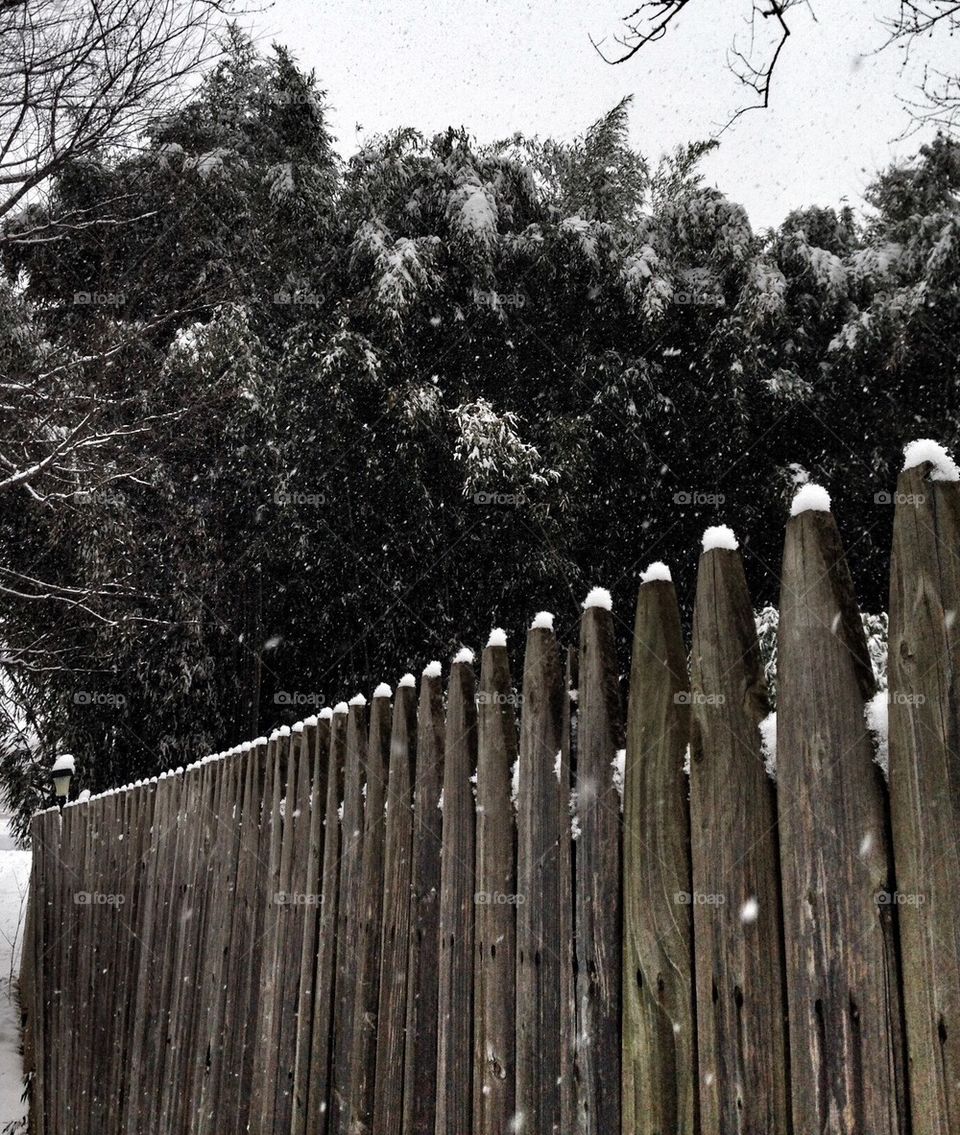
[249,1,953,230]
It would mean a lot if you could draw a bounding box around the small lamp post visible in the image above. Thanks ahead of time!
[51,754,76,808]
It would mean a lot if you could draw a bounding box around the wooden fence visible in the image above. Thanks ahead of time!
[19,455,960,1135]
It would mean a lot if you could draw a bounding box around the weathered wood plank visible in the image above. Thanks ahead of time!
[690,546,789,1132]
[435,653,478,1135]
[777,501,905,1135]
[473,635,518,1135]
[515,618,564,1135]
[888,460,960,1135]
[575,598,623,1135]
[403,664,445,1135]
[373,678,417,1134]
[348,687,393,1134]
[558,646,578,1135]
[307,706,348,1134]
[332,698,369,1131]
[290,713,329,1135]
[622,572,696,1135]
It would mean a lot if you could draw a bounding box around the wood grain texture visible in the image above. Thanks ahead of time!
[558,646,577,1135]
[348,691,393,1134]
[777,506,905,1135]
[515,625,564,1135]
[689,548,789,1134]
[622,576,696,1135]
[435,658,477,1135]
[575,605,623,1135]
[473,641,518,1135]
[403,669,445,1135]
[308,710,348,1135]
[373,683,417,1135]
[888,464,960,1135]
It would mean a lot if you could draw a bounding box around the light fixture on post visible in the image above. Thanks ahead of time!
[51,754,76,807]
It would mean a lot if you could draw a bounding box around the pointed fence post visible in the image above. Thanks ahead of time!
[473,633,518,1135]
[777,491,906,1135]
[689,539,789,1132]
[575,591,623,1135]
[888,450,960,1135]
[622,567,696,1135]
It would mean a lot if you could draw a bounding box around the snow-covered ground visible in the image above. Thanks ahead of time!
[0,816,29,1132]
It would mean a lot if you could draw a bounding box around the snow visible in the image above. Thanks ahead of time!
[702,526,738,552]
[373,683,392,698]
[278,725,291,737]
[902,439,960,482]
[333,702,349,715]
[582,587,612,611]
[51,754,75,774]
[740,897,760,924]
[683,745,691,777]
[423,660,442,678]
[304,714,319,727]
[348,693,367,706]
[318,708,333,720]
[452,647,475,664]
[511,759,519,809]
[486,628,507,648]
[530,611,554,631]
[865,691,889,780]
[292,722,304,733]
[790,483,831,516]
[640,561,671,584]
[554,751,562,781]
[759,713,777,781]
[612,750,626,809]
[398,673,416,688]
[0,822,30,1130]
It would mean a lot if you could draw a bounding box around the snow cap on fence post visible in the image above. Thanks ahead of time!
[640,561,672,584]
[790,482,831,516]
[422,660,442,678]
[902,438,960,480]
[702,525,739,552]
[530,610,554,630]
[452,646,475,665]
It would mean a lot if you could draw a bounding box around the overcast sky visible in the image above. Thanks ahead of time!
[249,1,952,230]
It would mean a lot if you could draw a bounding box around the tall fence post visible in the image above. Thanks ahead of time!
[575,591,623,1135]
[622,568,696,1135]
[689,539,789,1132]
[515,614,564,1135]
[373,676,417,1134]
[473,632,517,1135]
[888,453,960,1135]
[777,492,906,1134]
[435,651,477,1135]
[403,663,445,1135]
[349,684,393,1133]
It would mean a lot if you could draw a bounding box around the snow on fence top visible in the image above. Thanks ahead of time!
[790,482,831,516]
[702,525,738,552]
[333,701,349,715]
[640,561,672,584]
[373,682,392,698]
[582,586,612,610]
[902,438,960,481]
[423,660,442,678]
[531,610,554,630]
[452,646,475,664]
[348,693,367,706]
[486,627,507,648]
[398,673,416,688]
